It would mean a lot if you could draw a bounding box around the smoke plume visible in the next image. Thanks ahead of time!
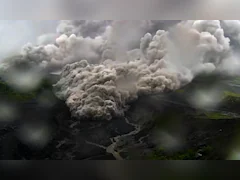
[2,20,240,121]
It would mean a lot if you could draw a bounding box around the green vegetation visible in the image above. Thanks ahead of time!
[230,77,240,84]
[147,148,196,160]
[152,146,212,160]
[146,146,214,160]
[195,111,238,120]
[0,80,36,101]
[175,89,185,94]
[204,112,235,120]
[223,91,240,98]
[222,91,240,104]
[0,78,53,102]
[201,145,213,155]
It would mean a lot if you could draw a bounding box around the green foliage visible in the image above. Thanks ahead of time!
[196,111,238,120]
[0,78,53,102]
[147,148,196,160]
[223,91,240,98]
[201,145,213,155]
[230,77,240,85]
[146,145,214,160]
[175,89,185,94]
[205,112,236,120]
[0,80,36,101]
[221,91,240,104]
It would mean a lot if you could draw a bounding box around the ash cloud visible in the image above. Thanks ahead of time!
[54,59,181,120]
[2,20,240,121]
[56,20,112,38]
[20,20,180,70]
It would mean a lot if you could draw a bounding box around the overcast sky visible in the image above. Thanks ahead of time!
[0,20,57,60]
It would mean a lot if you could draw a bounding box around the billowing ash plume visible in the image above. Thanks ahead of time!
[2,20,240,121]
[167,20,231,75]
[53,20,240,120]
[19,20,181,71]
[221,20,240,45]
[54,59,181,120]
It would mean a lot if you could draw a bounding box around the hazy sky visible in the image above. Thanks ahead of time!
[0,20,57,60]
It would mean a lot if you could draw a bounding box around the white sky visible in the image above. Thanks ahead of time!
[0,20,57,60]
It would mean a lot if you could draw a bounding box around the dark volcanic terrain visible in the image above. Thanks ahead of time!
[1,74,240,160]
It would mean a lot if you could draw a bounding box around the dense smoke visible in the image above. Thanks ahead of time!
[54,59,181,120]
[20,20,181,71]
[56,20,112,38]
[2,20,240,121]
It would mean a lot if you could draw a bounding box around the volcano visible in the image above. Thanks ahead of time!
[0,73,240,160]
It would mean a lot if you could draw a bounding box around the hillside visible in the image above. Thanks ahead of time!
[1,73,240,159]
